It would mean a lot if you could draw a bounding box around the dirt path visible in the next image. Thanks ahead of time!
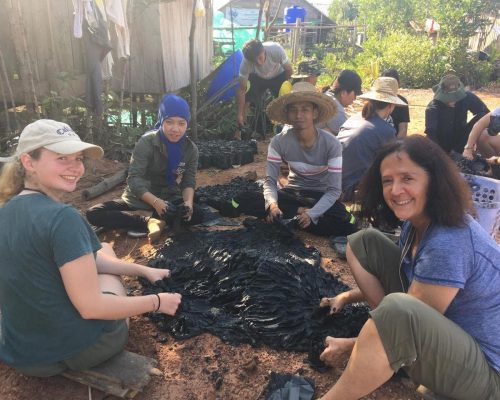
[0,88,498,399]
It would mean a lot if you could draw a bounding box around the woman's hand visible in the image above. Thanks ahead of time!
[297,207,311,229]
[320,294,348,314]
[143,267,170,284]
[152,198,168,216]
[182,202,193,222]
[462,147,474,160]
[159,292,182,316]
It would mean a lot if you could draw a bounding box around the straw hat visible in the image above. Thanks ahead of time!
[0,119,103,163]
[266,82,337,124]
[432,74,466,103]
[358,77,407,106]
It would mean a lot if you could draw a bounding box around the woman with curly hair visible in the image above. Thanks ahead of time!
[318,135,500,400]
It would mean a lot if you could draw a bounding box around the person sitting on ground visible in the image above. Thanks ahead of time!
[381,68,410,138]
[0,119,181,377]
[463,106,500,159]
[225,82,358,237]
[316,70,363,136]
[317,135,500,400]
[235,39,293,139]
[87,94,203,243]
[425,74,489,153]
[338,77,407,201]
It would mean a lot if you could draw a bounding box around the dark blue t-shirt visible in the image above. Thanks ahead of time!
[400,217,500,371]
[338,114,396,194]
[0,194,112,367]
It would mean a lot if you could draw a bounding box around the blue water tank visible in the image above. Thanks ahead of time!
[284,6,306,29]
[206,50,243,102]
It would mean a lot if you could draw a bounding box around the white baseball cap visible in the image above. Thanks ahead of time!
[0,119,103,162]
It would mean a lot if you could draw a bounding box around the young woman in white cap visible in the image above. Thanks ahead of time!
[0,119,181,376]
[337,77,408,201]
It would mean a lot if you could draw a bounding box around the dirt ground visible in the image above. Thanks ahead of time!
[0,88,498,400]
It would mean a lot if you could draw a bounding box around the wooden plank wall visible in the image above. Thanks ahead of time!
[0,0,213,104]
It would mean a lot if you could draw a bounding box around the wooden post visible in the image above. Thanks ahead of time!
[6,0,39,116]
[0,73,11,133]
[189,0,198,140]
[0,48,18,130]
[256,0,264,39]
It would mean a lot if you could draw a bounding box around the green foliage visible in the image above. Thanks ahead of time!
[428,0,497,38]
[349,31,495,88]
[328,0,497,38]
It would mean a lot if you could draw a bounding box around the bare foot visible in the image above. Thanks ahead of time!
[319,336,356,367]
[147,218,166,244]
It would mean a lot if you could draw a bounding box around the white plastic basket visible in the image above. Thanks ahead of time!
[463,173,500,240]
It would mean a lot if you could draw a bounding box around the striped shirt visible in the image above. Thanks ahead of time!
[264,128,343,223]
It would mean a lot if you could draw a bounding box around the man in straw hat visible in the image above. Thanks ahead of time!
[260,82,357,236]
[220,82,357,236]
[425,74,489,153]
[338,77,408,202]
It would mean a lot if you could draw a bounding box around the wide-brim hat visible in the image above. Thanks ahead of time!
[0,119,103,163]
[266,82,337,125]
[432,74,466,103]
[357,77,407,106]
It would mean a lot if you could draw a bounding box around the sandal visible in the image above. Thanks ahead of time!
[330,236,348,259]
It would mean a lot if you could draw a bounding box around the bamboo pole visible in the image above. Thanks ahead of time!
[189,0,198,140]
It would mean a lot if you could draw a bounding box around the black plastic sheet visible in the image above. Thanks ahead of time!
[195,176,263,210]
[143,220,369,369]
[196,139,258,169]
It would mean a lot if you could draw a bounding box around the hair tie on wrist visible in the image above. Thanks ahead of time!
[154,293,161,312]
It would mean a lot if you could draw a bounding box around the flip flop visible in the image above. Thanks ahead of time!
[127,230,148,239]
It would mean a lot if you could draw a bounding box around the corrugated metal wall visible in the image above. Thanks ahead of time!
[0,0,213,104]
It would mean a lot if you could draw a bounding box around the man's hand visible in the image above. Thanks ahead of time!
[297,207,311,229]
[266,202,283,223]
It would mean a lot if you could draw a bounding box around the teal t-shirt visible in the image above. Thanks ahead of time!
[0,194,112,367]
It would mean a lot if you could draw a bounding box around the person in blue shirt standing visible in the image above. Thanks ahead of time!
[318,135,500,400]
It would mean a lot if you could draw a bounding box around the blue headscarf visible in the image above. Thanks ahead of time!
[154,94,191,185]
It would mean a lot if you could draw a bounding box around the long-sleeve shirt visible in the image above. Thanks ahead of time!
[121,130,199,209]
[425,92,489,153]
[263,128,343,224]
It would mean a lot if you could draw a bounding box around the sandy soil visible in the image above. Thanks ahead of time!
[0,89,498,400]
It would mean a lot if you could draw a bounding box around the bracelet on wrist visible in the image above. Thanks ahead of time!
[463,146,474,150]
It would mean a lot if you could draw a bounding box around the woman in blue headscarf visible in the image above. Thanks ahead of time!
[87,94,202,243]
